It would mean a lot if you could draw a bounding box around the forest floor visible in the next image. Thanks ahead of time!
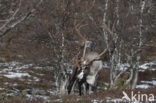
[0,40,156,103]
[0,59,156,103]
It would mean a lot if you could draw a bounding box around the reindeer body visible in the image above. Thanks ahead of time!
[78,52,102,85]
[68,52,103,95]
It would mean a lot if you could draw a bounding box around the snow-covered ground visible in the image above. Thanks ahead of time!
[103,61,156,71]
[0,60,155,102]
[0,61,38,78]
[0,61,51,102]
[136,80,156,89]
[139,61,156,71]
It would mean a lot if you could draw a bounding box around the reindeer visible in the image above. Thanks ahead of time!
[67,22,113,95]
[67,39,111,95]
[68,51,104,95]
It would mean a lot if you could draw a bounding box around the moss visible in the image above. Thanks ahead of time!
[108,74,129,91]
[22,90,28,96]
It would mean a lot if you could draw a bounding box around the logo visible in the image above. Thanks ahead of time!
[122,91,155,102]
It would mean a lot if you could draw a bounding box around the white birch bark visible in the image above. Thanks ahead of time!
[132,0,145,89]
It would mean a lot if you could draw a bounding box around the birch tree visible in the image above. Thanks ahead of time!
[132,0,145,89]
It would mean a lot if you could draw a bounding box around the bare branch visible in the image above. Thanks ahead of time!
[0,0,22,30]
[98,42,112,57]
[102,23,114,37]
[75,26,87,42]
[0,11,32,38]
[0,0,43,38]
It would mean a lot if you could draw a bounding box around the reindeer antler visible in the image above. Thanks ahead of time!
[74,18,114,67]
[75,25,88,66]
[82,23,114,66]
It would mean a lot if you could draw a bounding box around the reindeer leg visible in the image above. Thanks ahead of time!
[92,85,97,95]
[78,77,86,96]
[67,78,76,94]
[93,76,98,95]
[86,83,89,95]
[78,80,83,96]
[67,68,78,94]
[82,83,86,95]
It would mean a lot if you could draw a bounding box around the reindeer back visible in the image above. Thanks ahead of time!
[84,52,99,61]
[84,52,103,85]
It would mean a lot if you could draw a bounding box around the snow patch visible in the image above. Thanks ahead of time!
[0,88,5,90]
[141,80,156,86]
[4,72,30,78]
[47,89,57,95]
[136,84,151,89]
[26,94,49,101]
[139,61,156,70]
[33,77,40,81]
[52,99,62,102]
[103,61,156,71]
[0,62,33,73]
[106,98,123,103]
[91,99,104,103]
